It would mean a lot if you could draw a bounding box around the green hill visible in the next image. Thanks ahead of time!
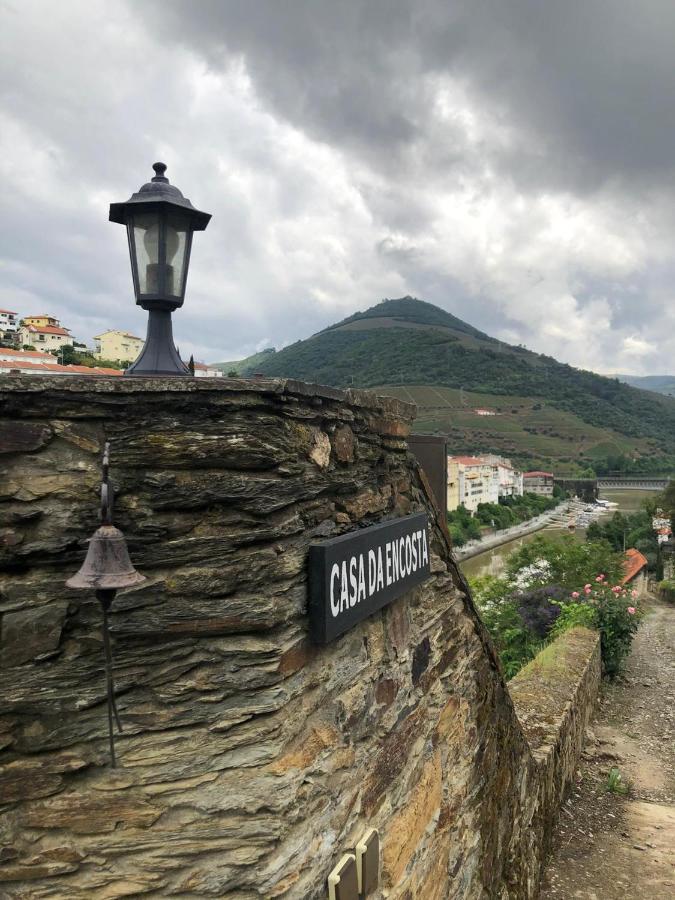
[230,297,675,477]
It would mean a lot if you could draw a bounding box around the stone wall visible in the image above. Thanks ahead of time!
[0,376,599,898]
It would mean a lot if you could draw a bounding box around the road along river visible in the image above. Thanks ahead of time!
[459,489,655,581]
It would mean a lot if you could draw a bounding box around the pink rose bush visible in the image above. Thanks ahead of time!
[555,575,642,676]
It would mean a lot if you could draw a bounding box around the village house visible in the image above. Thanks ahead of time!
[621,547,649,598]
[523,470,555,496]
[192,361,224,378]
[19,315,73,352]
[93,329,144,363]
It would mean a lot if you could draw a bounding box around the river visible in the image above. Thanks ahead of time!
[459,489,655,581]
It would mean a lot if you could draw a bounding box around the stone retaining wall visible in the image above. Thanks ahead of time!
[0,376,599,898]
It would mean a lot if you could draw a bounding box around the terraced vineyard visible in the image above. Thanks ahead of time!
[378,384,648,475]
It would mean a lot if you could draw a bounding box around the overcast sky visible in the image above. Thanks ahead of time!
[2,0,675,373]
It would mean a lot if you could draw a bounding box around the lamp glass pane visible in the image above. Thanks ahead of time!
[165,211,189,298]
[132,212,161,294]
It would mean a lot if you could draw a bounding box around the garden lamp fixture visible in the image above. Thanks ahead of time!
[109,162,211,376]
[66,442,146,766]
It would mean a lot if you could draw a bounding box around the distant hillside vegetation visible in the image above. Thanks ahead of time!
[618,374,675,397]
[224,296,675,476]
[211,347,277,374]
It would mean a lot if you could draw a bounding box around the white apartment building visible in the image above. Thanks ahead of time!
[448,454,524,513]
[448,456,496,513]
[0,309,18,333]
[482,454,524,499]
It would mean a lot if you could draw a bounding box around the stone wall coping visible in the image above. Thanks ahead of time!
[0,375,417,421]
[508,626,600,753]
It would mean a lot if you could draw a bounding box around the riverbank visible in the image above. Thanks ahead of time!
[453,500,573,562]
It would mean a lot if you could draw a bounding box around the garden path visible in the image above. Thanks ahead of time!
[540,595,675,899]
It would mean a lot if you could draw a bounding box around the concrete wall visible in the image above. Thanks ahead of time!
[0,377,600,898]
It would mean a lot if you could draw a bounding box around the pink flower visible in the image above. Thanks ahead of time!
[627,607,636,615]
[595,575,605,582]
[572,591,580,598]
[612,586,621,594]
[584,587,592,595]
[631,589,638,599]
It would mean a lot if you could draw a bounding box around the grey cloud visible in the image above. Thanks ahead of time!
[2,0,675,372]
[146,0,675,193]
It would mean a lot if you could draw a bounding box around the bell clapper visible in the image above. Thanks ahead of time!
[97,588,123,767]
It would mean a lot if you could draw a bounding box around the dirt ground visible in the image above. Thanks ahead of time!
[540,596,675,899]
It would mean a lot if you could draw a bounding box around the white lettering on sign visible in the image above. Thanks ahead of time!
[328,528,429,618]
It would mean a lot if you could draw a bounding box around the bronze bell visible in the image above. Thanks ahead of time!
[66,525,146,591]
[66,441,146,767]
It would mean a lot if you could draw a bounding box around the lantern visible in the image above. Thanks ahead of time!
[109,163,211,375]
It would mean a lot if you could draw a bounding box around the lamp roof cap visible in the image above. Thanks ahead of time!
[109,162,211,230]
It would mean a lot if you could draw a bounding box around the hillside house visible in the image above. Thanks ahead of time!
[192,362,223,378]
[19,315,73,352]
[94,330,144,363]
[621,548,649,598]
[523,471,555,496]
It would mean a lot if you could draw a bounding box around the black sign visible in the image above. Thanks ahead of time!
[308,513,431,644]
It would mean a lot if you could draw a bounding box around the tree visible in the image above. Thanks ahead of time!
[661,479,675,526]
[504,534,623,591]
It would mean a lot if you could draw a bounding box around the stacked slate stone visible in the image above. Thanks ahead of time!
[0,376,599,899]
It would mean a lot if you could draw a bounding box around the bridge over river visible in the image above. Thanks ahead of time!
[555,475,670,500]
[596,475,670,490]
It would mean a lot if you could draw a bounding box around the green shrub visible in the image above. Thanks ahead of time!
[551,600,597,636]
[470,576,560,677]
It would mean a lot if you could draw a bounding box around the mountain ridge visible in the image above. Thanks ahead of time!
[214,297,675,476]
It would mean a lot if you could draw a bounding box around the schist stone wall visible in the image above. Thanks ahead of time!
[0,377,600,899]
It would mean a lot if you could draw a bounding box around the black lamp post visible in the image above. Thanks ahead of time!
[109,163,211,376]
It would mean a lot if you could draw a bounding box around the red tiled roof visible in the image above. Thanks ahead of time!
[450,456,486,466]
[523,471,554,478]
[24,325,71,336]
[621,548,649,584]
[0,348,55,360]
[0,308,17,315]
[0,360,122,376]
